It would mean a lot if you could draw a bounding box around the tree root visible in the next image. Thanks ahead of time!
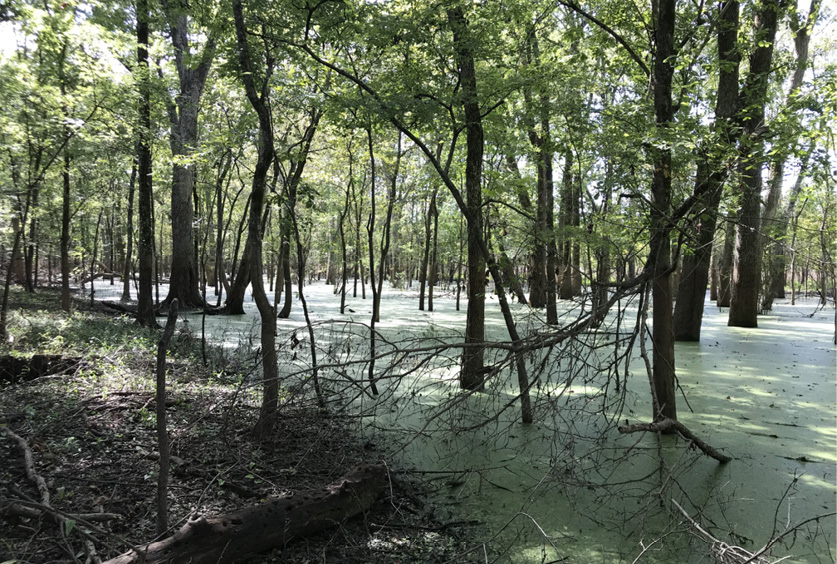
[617,418,731,463]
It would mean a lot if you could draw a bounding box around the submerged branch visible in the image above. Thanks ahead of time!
[618,418,732,463]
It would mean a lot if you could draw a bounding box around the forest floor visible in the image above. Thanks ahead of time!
[0,287,478,563]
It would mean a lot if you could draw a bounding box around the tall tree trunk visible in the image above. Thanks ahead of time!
[649,0,677,423]
[728,0,780,328]
[365,127,382,395]
[522,28,556,319]
[418,193,431,311]
[232,0,279,436]
[339,147,354,314]
[429,190,438,311]
[277,108,321,319]
[674,0,740,341]
[448,6,485,391]
[163,8,216,308]
[136,0,157,328]
[761,0,819,311]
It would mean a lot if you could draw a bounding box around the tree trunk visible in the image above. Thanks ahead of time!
[136,0,157,328]
[674,0,740,340]
[429,191,438,311]
[718,219,734,307]
[155,301,178,535]
[448,6,485,391]
[418,193,431,311]
[339,164,352,314]
[710,243,719,302]
[163,10,216,308]
[232,0,279,436]
[121,164,137,303]
[649,0,677,423]
[728,0,780,328]
[103,465,387,564]
[761,0,818,310]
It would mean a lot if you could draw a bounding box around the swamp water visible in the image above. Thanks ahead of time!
[96,280,836,562]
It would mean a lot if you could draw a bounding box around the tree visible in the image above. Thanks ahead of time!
[136,0,157,327]
[161,0,218,308]
[727,0,781,328]
[231,0,280,435]
[673,0,741,341]
[648,0,677,422]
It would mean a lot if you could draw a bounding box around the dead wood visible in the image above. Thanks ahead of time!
[618,418,731,463]
[1,427,110,563]
[0,498,122,523]
[102,464,388,564]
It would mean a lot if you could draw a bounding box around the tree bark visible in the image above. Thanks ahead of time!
[649,0,677,423]
[448,6,486,391]
[728,0,780,328]
[121,163,137,303]
[136,0,157,328]
[163,7,216,308]
[103,465,387,564]
[232,0,279,436]
[673,0,740,340]
[156,300,178,535]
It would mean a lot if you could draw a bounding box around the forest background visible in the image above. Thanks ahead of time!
[0,0,836,562]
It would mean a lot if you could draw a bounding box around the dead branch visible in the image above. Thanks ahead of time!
[0,498,122,523]
[672,499,776,564]
[618,418,732,463]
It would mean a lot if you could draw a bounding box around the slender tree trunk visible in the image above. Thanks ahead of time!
[418,194,431,311]
[448,6,486,390]
[429,191,438,311]
[339,155,353,314]
[718,219,734,307]
[710,243,719,301]
[0,228,23,342]
[61,150,72,312]
[136,0,157,327]
[365,126,380,396]
[90,210,103,307]
[232,0,279,436]
[156,300,178,535]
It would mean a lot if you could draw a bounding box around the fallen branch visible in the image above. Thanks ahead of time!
[673,499,773,563]
[1,427,117,563]
[0,498,122,523]
[103,464,388,564]
[1,427,52,505]
[618,418,732,463]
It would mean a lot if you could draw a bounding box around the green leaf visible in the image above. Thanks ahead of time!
[64,519,76,536]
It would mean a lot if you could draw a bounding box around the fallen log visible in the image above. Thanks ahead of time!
[103,464,388,564]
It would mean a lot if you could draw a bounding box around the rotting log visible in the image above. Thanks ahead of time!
[103,464,388,564]
[618,418,731,463]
